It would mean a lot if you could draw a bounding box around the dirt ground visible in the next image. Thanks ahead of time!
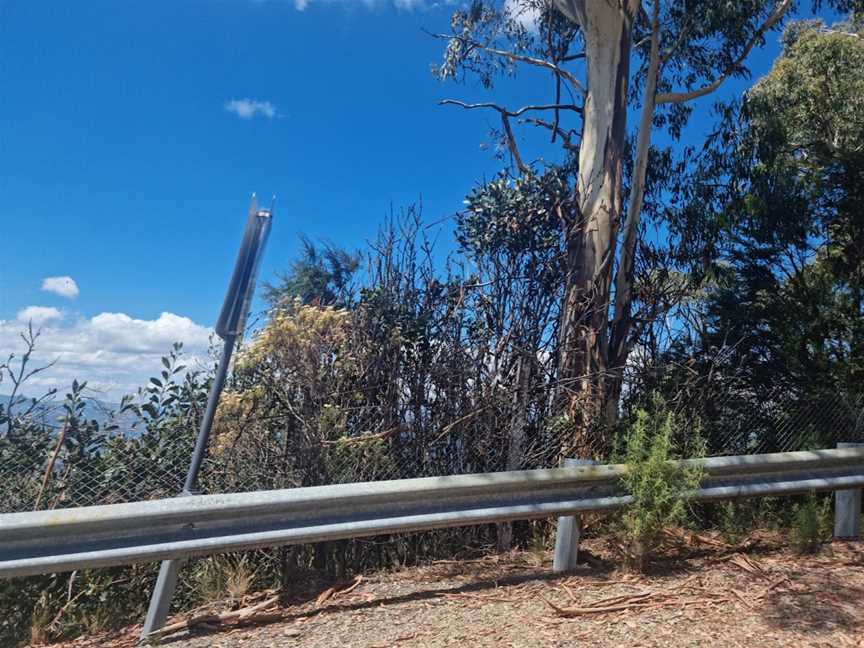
[43,533,864,648]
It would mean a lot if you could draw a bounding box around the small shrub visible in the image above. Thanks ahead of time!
[718,501,749,544]
[194,556,257,602]
[716,498,777,544]
[28,595,52,647]
[789,492,830,554]
[615,400,704,571]
[527,521,549,566]
[79,606,113,637]
[226,558,255,600]
[754,496,789,530]
[193,558,229,602]
[710,496,787,535]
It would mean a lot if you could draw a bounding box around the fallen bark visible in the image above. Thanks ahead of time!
[147,595,280,639]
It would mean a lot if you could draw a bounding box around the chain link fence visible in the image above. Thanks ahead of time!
[2,376,862,515]
[2,333,863,645]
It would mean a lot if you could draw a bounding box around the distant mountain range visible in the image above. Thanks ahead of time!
[0,394,138,433]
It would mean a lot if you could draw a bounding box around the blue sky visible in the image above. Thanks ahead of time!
[0,0,812,399]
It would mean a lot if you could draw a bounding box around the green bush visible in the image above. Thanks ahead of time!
[615,401,704,571]
[715,495,804,543]
[789,492,831,554]
[718,501,751,544]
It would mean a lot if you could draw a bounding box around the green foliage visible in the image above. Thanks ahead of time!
[263,236,359,310]
[789,492,831,555]
[739,25,864,396]
[527,521,550,566]
[0,341,209,646]
[458,167,568,263]
[717,501,750,544]
[674,20,864,390]
[1,566,156,648]
[615,400,704,571]
[750,23,864,175]
[640,19,864,458]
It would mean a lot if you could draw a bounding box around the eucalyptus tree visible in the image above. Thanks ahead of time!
[434,0,862,455]
[679,18,864,398]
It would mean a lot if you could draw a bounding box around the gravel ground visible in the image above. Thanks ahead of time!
[43,534,864,648]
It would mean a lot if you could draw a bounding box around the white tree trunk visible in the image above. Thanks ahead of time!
[552,0,792,437]
[554,0,636,456]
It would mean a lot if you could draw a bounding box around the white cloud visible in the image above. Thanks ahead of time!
[0,311,214,401]
[504,0,540,33]
[16,306,62,325]
[225,98,278,120]
[88,312,212,353]
[295,0,309,9]
[42,276,79,299]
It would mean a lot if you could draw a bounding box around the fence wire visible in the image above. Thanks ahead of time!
[2,360,863,646]
[1,379,862,514]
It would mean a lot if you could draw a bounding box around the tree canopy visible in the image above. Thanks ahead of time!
[640,18,864,429]
[434,0,863,454]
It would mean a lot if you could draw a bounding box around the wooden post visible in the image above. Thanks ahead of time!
[835,442,863,540]
[553,458,593,572]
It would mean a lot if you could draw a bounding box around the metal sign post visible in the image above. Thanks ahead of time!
[140,195,273,642]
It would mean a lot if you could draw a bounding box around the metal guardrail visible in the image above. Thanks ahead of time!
[2,447,863,579]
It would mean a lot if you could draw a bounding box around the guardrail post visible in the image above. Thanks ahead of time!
[553,458,593,572]
[834,442,863,540]
[141,558,184,641]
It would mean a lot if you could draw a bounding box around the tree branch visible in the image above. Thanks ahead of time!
[439,99,583,117]
[552,0,586,27]
[440,99,585,166]
[500,112,529,173]
[822,29,864,40]
[34,420,69,511]
[548,10,562,145]
[430,31,587,96]
[609,0,661,371]
[655,0,792,104]
[521,117,580,151]
[660,18,695,64]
